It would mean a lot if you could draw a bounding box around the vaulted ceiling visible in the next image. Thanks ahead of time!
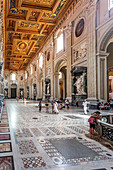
[4,0,73,71]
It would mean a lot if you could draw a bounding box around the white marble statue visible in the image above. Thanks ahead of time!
[74,73,86,95]
[47,84,49,94]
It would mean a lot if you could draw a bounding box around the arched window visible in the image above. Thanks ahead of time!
[109,0,113,9]
[11,73,16,80]
[39,54,43,68]
[57,33,64,53]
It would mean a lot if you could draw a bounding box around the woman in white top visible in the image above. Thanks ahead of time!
[53,101,59,114]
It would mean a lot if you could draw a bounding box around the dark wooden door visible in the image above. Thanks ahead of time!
[11,88,16,98]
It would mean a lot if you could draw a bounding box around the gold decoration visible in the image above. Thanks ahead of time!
[18,42,28,50]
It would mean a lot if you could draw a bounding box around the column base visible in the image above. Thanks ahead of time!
[87,98,99,109]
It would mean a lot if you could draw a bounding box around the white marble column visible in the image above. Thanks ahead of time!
[97,51,109,101]
[29,84,31,99]
[65,25,72,101]
[43,54,46,100]
[17,82,19,98]
[50,44,54,100]
[63,74,65,99]
[87,8,98,103]
[37,80,39,99]
[54,72,59,99]
[39,80,42,99]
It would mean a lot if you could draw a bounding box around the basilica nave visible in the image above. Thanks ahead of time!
[0,0,113,170]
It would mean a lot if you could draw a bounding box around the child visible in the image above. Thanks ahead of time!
[88,111,101,135]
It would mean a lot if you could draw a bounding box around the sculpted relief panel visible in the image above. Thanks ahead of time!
[72,42,87,63]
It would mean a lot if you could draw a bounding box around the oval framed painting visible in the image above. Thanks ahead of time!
[75,19,84,37]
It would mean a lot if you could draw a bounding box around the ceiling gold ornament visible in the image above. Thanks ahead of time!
[23,0,54,7]
[5,0,74,70]
[18,42,28,50]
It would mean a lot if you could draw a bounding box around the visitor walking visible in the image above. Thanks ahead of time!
[39,101,42,112]
[82,99,90,114]
[65,99,70,109]
[53,101,59,114]
[51,100,54,113]
[88,111,101,135]
[75,100,79,107]
[45,101,49,113]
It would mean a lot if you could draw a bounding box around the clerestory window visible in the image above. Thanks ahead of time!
[11,73,16,81]
[109,0,113,9]
[57,33,64,53]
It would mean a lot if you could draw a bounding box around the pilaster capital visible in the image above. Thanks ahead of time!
[96,51,109,57]
[54,72,59,76]
[64,24,72,38]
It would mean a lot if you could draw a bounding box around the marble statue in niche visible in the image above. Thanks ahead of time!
[5,90,7,96]
[21,90,23,96]
[74,73,86,95]
[47,84,50,94]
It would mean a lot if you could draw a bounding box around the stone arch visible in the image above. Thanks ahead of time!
[55,59,67,73]
[99,24,113,52]
[97,24,113,101]
[54,59,67,99]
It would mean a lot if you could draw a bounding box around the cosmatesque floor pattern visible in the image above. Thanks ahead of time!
[1,99,113,170]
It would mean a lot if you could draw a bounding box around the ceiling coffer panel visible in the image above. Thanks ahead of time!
[5,0,73,70]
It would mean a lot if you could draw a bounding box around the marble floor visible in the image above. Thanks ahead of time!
[0,99,113,170]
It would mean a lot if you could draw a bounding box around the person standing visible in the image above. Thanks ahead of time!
[76,100,79,107]
[53,101,59,114]
[65,99,69,110]
[45,100,49,113]
[88,111,101,135]
[51,100,54,113]
[39,101,42,112]
[82,100,90,114]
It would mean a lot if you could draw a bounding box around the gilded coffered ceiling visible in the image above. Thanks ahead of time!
[4,0,73,71]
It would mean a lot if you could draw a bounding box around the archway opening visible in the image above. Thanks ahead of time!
[59,66,66,100]
[11,84,17,98]
[107,43,113,99]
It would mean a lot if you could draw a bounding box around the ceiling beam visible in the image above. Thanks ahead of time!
[20,2,52,12]
[6,29,48,36]
[18,0,23,8]
[21,33,24,40]
[27,42,35,56]
[29,34,33,41]
[26,9,31,21]
[52,0,61,13]
[15,21,18,32]
[7,17,56,25]
[40,24,47,34]
[37,11,43,22]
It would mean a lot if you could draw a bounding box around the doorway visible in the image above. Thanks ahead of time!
[11,84,17,98]
[107,43,113,99]
[59,67,66,100]
[11,88,16,98]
